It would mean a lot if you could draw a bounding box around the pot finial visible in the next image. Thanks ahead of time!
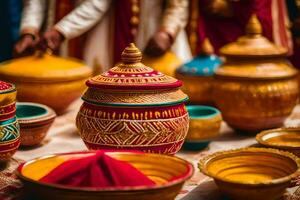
[121,43,142,64]
[246,14,262,36]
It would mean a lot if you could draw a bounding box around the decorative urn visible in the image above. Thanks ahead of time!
[76,43,189,154]
[0,51,92,113]
[213,15,299,132]
[176,38,222,104]
[0,81,20,162]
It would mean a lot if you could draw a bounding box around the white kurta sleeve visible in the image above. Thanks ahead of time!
[20,0,47,36]
[54,0,112,40]
[161,0,189,39]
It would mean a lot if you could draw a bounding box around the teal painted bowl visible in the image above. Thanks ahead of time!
[183,105,222,151]
[0,117,20,161]
[17,102,56,147]
[176,55,222,105]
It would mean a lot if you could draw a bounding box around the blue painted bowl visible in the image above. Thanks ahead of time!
[176,55,222,104]
[183,105,222,151]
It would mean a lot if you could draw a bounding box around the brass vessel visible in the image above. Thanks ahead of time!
[0,51,92,113]
[199,147,300,200]
[18,151,193,200]
[176,39,222,105]
[213,15,299,132]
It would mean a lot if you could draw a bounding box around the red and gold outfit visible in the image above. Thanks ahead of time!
[188,0,292,55]
[20,0,192,72]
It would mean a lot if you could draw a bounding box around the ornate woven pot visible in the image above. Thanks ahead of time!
[76,43,189,154]
[176,39,222,105]
[213,15,299,132]
[0,51,92,113]
[0,81,19,161]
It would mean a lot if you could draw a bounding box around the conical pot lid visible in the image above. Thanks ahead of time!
[86,43,182,90]
[0,51,92,83]
[220,15,287,57]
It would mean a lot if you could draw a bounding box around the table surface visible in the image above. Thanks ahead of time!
[12,100,300,200]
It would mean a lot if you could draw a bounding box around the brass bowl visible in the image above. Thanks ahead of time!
[256,127,300,157]
[199,147,300,200]
[17,151,193,200]
[17,102,56,147]
[183,105,222,150]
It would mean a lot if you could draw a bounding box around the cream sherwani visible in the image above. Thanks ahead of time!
[20,0,192,71]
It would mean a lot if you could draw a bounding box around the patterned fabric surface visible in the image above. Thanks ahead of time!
[1,99,300,199]
[0,158,22,200]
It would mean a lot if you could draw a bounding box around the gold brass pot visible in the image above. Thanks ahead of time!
[0,51,92,113]
[213,15,299,132]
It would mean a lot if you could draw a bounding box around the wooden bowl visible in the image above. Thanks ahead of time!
[183,105,222,150]
[256,127,300,157]
[17,151,193,200]
[199,147,300,200]
[17,102,56,147]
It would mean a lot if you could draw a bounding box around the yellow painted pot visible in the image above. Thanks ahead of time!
[143,51,182,77]
[199,148,300,200]
[213,15,299,132]
[0,52,92,113]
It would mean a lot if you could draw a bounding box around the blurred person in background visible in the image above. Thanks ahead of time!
[14,0,84,58]
[15,0,192,73]
[286,0,300,68]
[187,0,292,56]
[0,0,22,62]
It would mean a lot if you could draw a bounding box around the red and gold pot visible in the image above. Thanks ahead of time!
[0,81,16,121]
[76,43,189,154]
[0,81,19,161]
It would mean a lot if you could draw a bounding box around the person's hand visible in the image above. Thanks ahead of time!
[144,30,173,57]
[42,28,64,51]
[14,34,38,57]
